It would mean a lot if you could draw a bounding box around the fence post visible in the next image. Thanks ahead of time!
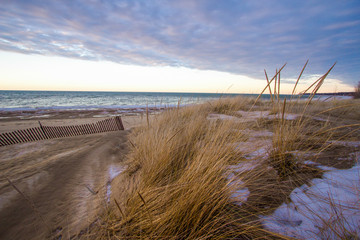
[115,116,124,130]
[38,121,49,139]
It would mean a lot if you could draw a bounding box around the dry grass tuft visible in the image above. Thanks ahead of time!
[354,81,360,99]
[96,105,279,239]
[206,95,257,114]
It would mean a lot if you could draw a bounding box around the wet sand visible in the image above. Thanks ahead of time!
[0,110,149,239]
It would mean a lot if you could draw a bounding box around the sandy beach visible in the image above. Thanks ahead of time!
[0,110,148,239]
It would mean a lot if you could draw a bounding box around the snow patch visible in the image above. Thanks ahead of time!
[232,186,250,205]
[108,165,124,181]
[106,165,124,202]
[235,139,271,160]
[230,160,260,173]
[262,164,360,239]
[227,172,251,206]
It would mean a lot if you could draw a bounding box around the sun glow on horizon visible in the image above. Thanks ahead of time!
[0,50,354,94]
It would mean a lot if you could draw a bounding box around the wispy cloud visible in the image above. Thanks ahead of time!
[0,0,359,85]
[324,20,360,30]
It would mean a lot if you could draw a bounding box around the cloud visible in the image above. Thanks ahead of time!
[325,20,360,30]
[0,0,359,86]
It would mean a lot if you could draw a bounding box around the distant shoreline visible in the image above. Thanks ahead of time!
[303,92,354,96]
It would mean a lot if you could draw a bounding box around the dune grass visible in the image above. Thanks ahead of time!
[87,63,359,239]
[100,105,274,239]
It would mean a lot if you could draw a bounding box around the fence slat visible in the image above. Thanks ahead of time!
[43,126,51,139]
[108,118,115,131]
[58,126,64,137]
[11,131,23,143]
[110,118,116,131]
[63,126,70,137]
[93,123,99,133]
[4,133,14,145]
[70,126,77,136]
[87,124,93,134]
[95,122,101,133]
[79,124,86,135]
[100,121,106,132]
[38,121,48,139]
[78,125,84,135]
[68,126,75,136]
[72,125,79,136]
[60,126,67,137]
[77,125,82,135]
[9,132,21,143]
[35,127,44,140]
[49,126,56,138]
[38,127,46,139]
[49,126,56,139]
[0,134,8,146]
[20,130,30,142]
[9,131,19,143]
[105,119,111,131]
[34,127,44,140]
[25,129,35,141]
[84,124,91,135]
[29,128,39,141]
[4,133,15,145]
[90,123,96,134]
[108,119,113,131]
[102,119,108,131]
[96,122,101,133]
[22,129,33,142]
[116,116,124,130]
[31,128,42,141]
[69,126,75,136]
[17,130,29,143]
[0,133,11,145]
[66,126,73,136]
[46,126,54,139]
[20,130,29,142]
[53,126,60,138]
[90,124,96,134]
[27,129,36,141]
[57,126,63,138]
[85,124,91,134]
[56,126,62,138]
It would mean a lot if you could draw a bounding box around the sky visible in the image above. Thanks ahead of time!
[0,0,359,93]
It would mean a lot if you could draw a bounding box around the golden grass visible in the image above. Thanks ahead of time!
[88,63,359,239]
[102,105,277,239]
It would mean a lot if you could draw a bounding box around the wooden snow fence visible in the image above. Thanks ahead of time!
[0,116,124,147]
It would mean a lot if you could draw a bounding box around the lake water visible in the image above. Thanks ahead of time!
[0,90,346,112]
[0,91,258,111]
